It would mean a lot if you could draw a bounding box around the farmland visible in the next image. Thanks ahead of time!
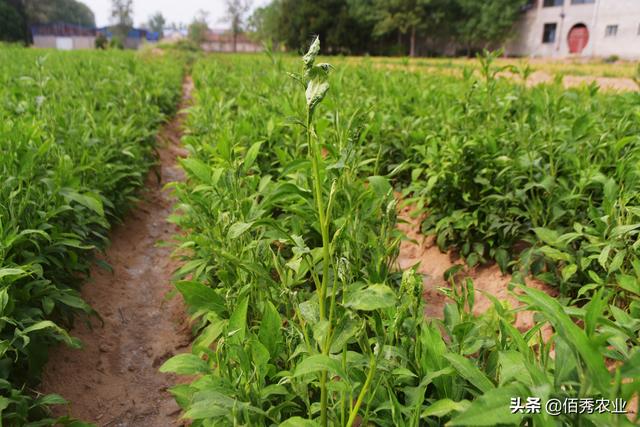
[0,41,639,426]
[162,43,639,426]
[0,47,183,423]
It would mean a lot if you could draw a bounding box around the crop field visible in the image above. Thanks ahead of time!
[160,42,639,426]
[0,47,183,424]
[0,40,639,426]
[338,55,640,78]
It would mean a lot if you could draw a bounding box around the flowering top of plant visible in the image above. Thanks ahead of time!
[303,36,332,118]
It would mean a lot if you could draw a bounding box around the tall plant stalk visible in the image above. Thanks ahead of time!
[302,36,333,427]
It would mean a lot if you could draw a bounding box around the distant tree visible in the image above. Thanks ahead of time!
[0,0,29,43]
[247,0,525,56]
[454,0,526,54]
[148,12,166,38]
[24,0,95,27]
[373,0,446,57]
[95,32,108,48]
[270,0,375,54]
[111,0,133,40]
[248,2,280,44]
[224,0,252,52]
[110,36,124,49]
[188,10,209,45]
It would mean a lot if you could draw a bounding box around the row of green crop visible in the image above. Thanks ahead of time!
[0,47,183,425]
[163,42,638,425]
[391,54,640,304]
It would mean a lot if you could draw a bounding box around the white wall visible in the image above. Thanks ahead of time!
[33,36,96,50]
[506,0,640,59]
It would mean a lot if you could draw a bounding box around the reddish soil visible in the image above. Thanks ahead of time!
[39,78,194,426]
[527,71,638,92]
[396,201,557,334]
[373,62,638,92]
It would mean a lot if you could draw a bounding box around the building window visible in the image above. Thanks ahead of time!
[571,0,595,4]
[543,0,563,7]
[605,25,618,37]
[543,23,557,43]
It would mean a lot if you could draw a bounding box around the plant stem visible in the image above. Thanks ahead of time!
[307,105,332,427]
[346,355,377,427]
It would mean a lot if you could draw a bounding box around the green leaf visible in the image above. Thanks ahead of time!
[258,301,282,357]
[280,417,320,427]
[228,221,254,239]
[444,353,494,393]
[533,227,559,246]
[35,394,68,406]
[0,289,7,315]
[0,396,9,412]
[598,245,611,269]
[175,281,226,315]
[228,296,249,344]
[181,158,211,182]
[159,354,209,375]
[243,141,263,172]
[185,390,265,419]
[60,189,104,216]
[616,274,639,295]
[448,384,525,426]
[611,224,640,238]
[367,176,392,198]
[192,319,226,352]
[608,250,625,273]
[344,284,396,311]
[421,398,470,418]
[561,264,578,282]
[0,268,27,280]
[306,79,329,112]
[620,350,640,378]
[292,354,349,382]
[516,285,610,393]
[538,246,571,262]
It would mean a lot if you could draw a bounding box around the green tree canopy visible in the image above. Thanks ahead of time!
[224,0,252,52]
[24,0,95,27]
[110,0,133,40]
[249,0,526,56]
[0,0,29,43]
[188,10,209,45]
[454,0,526,54]
[148,12,166,38]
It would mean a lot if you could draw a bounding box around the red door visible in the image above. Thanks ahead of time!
[568,25,589,54]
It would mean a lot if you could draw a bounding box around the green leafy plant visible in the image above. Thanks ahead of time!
[162,44,639,427]
[0,46,183,424]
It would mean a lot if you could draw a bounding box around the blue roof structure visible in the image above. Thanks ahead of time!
[97,27,157,41]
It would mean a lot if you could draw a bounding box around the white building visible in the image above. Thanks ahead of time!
[506,0,640,59]
[31,23,95,50]
[201,30,262,53]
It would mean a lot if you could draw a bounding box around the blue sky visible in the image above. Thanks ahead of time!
[81,0,269,28]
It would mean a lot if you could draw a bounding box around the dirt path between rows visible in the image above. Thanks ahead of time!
[395,201,557,334]
[40,77,194,426]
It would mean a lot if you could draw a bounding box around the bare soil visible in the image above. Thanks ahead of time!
[527,71,638,92]
[372,62,638,92]
[39,78,194,426]
[396,201,557,334]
